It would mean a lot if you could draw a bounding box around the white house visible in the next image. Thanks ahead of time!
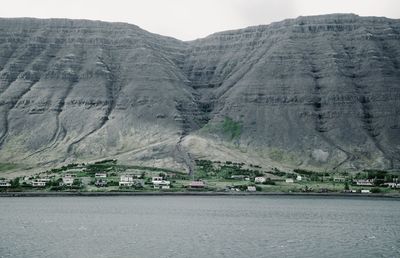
[154,183,170,190]
[119,175,134,187]
[38,178,51,182]
[95,173,107,178]
[385,182,400,189]
[354,179,374,186]
[247,186,257,192]
[152,177,163,184]
[333,177,346,182]
[296,175,303,181]
[152,177,171,189]
[31,179,47,187]
[0,180,11,187]
[231,175,245,180]
[285,178,294,183]
[254,177,266,183]
[62,177,74,186]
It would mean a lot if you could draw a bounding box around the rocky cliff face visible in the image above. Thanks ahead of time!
[0,14,399,171]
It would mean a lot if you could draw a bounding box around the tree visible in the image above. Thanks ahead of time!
[11,177,20,188]
[344,181,350,191]
[72,179,81,186]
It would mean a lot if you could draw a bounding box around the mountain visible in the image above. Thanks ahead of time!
[0,14,399,172]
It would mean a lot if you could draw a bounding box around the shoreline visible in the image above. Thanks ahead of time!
[1,191,399,199]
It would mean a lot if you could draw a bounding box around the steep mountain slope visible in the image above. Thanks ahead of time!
[0,14,399,172]
[183,14,400,170]
[0,18,197,171]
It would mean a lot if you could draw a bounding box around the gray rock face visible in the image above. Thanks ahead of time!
[0,14,399,171]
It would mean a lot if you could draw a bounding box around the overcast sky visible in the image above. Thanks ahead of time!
[1,0,399,40]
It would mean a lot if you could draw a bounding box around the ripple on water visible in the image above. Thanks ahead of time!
[0,196,399,258]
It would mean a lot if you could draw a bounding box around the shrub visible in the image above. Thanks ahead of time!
[370,188,381,193]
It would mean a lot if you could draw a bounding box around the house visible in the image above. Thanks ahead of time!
[189,181,205,188]
[95,173,107,178]
[152,177,171,189]
[285,178,294,183]
[152,177,163,184]
[247,186,257,192]
[153,182,170,189]
[333,177,346,182]
[119,175,134,187]
[62,176,74,186]
[231,175,245,180]
[31,179,47,187]
[385,182,400,189]
[95,179,107,187]
[296,175,303,181]
[0,180,11,187]
[353,179,374,186]
[254,177,266,183]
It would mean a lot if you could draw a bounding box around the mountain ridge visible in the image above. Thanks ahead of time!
[0,14,399,173]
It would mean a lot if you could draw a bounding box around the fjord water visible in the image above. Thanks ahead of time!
[0,196,399,258]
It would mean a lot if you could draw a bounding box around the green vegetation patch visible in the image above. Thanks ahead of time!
[195,159,263,180]
[222,117,242,140]
[0,163,19,172]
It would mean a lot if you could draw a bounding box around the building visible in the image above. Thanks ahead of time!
[353,179,374,186]
[333,177,346,182]
[189,181,205,189]
[151,177,163,184]
[361,189,371,193]
[231,175,245,180]
[254,177,266,183]
[95,179,107,187]
[152,177,171,189]
[0,180,11,187]
[119,175,134,187]
[285,178,294,183]
[95,173,107,178]
[385,182,400,189]
[153,183,170,189]
[296,175,303,181]
[62,176,74,186]
[31,179,47,187]
[247,186,257,192]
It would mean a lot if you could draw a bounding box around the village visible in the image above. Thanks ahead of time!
[0,159,399,194]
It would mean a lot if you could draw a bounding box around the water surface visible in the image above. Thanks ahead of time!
[0,196,399,258]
